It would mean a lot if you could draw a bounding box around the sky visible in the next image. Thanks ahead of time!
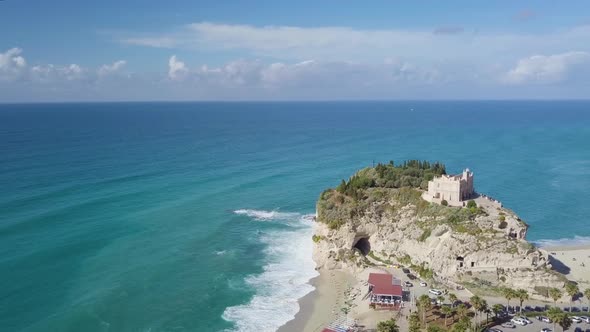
[1,0,590,102]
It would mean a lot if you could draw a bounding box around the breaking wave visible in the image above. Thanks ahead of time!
[534,236,590,248]
[222,210,319,331]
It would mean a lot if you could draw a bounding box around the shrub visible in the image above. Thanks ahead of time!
[441,200,448,206]
[499,221,508,229]
[312,235,322,243]
[467,200,477,209]
[418,228,432,242]
[499,215,506,222]
[328,219,344,230]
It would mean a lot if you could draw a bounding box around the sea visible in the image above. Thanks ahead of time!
[1,101,589,331]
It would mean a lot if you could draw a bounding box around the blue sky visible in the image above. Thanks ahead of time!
[1,0,590,101]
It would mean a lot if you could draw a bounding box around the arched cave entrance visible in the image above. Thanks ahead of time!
[456,256,464,268]
[353,237,371,256]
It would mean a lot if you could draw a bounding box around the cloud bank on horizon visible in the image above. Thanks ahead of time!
[2,10,590,101]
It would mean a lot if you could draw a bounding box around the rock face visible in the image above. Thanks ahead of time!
[313,185,566,296]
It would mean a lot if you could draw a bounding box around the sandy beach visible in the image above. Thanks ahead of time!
[278,243,590,332]
[278,270,357,332]
[543,244,590,289]
[278,267,410,332]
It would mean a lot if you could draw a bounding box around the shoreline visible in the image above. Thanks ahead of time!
[276,275,319,332]
[277,242,590,332]
[277,270,356,332]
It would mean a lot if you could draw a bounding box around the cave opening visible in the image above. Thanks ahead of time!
[353,237,371,256]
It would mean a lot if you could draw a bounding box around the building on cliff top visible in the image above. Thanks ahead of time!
[422,169,474,207]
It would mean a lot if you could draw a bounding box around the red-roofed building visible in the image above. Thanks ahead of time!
[368,273,403,298]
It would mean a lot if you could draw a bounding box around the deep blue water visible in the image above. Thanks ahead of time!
[1,101,589,331]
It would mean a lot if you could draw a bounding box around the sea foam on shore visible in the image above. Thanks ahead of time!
[222,210,319,331]
[534,236,590,249]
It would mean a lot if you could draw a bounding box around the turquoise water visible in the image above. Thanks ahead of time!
[1,101,590,331]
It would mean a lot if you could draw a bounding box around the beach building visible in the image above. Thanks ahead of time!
[422,169,474,207]
[367,273,403,310]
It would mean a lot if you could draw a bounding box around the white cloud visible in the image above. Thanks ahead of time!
[504,51,590,84]
[168,55,188,80]
[98,60,127,76]
[0,48,27,80]
[121,22,590,65]
[30,63,87,82]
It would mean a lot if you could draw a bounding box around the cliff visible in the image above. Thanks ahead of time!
[313,163,566,297]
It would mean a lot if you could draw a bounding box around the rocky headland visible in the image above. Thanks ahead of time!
[312,161,567,298]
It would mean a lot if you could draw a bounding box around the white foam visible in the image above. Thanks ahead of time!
[223,210,319,332]
[534,236,590,248]
[233,209,301,222]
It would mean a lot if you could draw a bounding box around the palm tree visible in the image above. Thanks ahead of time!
[584,288,590,309]
[470,295,485,329]
[448,293,458,307]
[558,315,573,332]
[418,294,432,325]
[377,318,400,332]
[501,287,516,310]
[492,303,504,319]
[547,306,563,332]
[441,305,453,327]
[455,303,468,320]
[408,312,421,332]
[565,282,580,311]
[437,295,445,306]
[549,287,563,305]
[452,316,472,332]
[516,289,529,313]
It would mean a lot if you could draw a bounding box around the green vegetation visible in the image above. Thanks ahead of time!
[498,221,508,229]
[408,312,421,332]
[441,199,448,206]
[376,318,400,332]
[317,161,487,231]
[466,200,477,209]
[397,254,412,266]
[470,295,488,331]
[418,228,432,242]
[312,235,323,243]
[411,262,435,280]
[368,251,393,265]
[327,219,344,230]
[565,282,580,311]
[499,215,506,222]
[549,287,563,305]
[336,160,446,198]
[516,289,529,313]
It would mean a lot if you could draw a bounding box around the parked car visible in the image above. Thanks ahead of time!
[511,318,527,326]
[537,316,552,323]
[540,329,552,332]
[582,306,589,312]
[518,316,532,324]
[428,289,442,296]
[571,316,583,323]
[501,322,515,328]
[404,281,413,287]
[580,316,590,323]
[420,281,428,287]
[407,274,417,280]
[486,329,502,332]
[574,327,583,332]
[402,268,410,274]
